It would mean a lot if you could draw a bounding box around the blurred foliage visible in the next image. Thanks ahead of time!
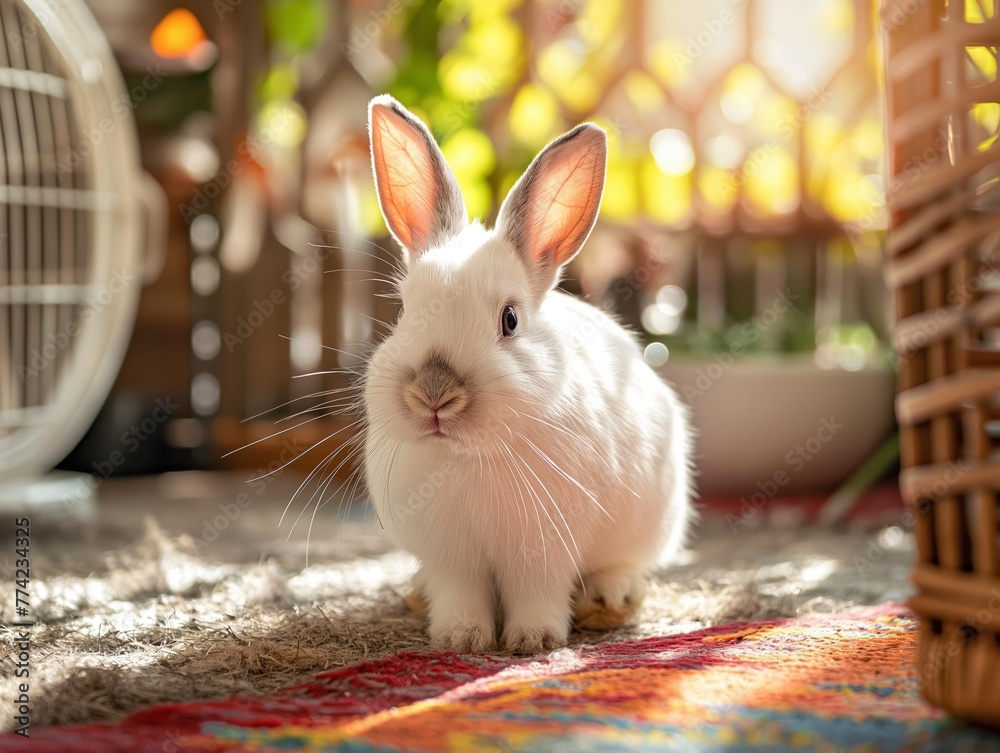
[371,0,894,229]
[253,1,327,152]
[266,0,329,55]
[384,0,527,221]
[360,0,896,362]
[250,0,998,363]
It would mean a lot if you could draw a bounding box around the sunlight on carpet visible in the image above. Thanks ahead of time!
[16,605,1000,752]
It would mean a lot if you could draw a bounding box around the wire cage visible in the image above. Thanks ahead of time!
[883,0,1000,726]
[0,0,151,510]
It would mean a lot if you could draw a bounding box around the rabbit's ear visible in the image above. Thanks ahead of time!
[368,95,467,262]
[496,123,606,294]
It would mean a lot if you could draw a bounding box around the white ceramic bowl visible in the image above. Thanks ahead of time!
[658,355,896,495]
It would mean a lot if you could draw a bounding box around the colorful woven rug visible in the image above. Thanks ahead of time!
[10,604,1000,752]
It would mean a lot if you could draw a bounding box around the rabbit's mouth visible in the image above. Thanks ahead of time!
[422,419,465,442]
[417,416,474,448]
[422,415,448,438]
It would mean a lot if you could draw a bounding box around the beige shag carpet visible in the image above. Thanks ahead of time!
[0,474,913,731]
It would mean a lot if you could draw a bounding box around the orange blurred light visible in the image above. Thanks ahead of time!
[150,9,207,59]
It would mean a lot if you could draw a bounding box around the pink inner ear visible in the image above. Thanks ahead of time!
[371,106,437,251]
[528,141,604,267]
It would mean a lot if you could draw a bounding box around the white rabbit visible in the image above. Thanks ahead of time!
[363,95,694,653]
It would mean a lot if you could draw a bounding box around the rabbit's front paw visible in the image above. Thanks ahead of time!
[573,567,647,630]
[500,622,567,654]
[431,615,496,652]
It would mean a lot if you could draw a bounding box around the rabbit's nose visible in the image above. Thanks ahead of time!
[404,353,470,420]
[404,383,470,419]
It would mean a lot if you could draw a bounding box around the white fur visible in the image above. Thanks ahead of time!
[363,223,694,652]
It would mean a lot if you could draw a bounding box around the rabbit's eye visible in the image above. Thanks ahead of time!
[501,305,518,337]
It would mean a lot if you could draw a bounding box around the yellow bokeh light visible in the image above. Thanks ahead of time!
[508,84,560,147]
[698,166,738,212]
[441,128,496,178]
[538,41,602,112]
[824,167,870,222]
[539,40,583,88]
[562,76,601,113]
[578,0,622,49]
[806,160,828,204]
[804,113,845,201]
[850,116,883,161]
[753,92,797,136]
[743,147,799,216]
[380,0,890,234]
[972,101,1000,150]
[805,112,844,154]
[465,15,523,70]
[724,64,768,100]
[820,0,853,34]
[967,46,997,81]
[647,40,691,89]
[456,177,492,220]
[437,15,523,100]
[650,129,695,175]
[623,71,666,114]
[468,0,524,23]
[439,53,495,101]
[966,0,995,23]
[257,100,307,149]
[601,157,639,222]
[262,65,297,102]
[359,183,388,237]
[973,101,1000,130]
[642,154,692,225]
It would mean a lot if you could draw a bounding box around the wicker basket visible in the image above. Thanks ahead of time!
[883,0,1000,726]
